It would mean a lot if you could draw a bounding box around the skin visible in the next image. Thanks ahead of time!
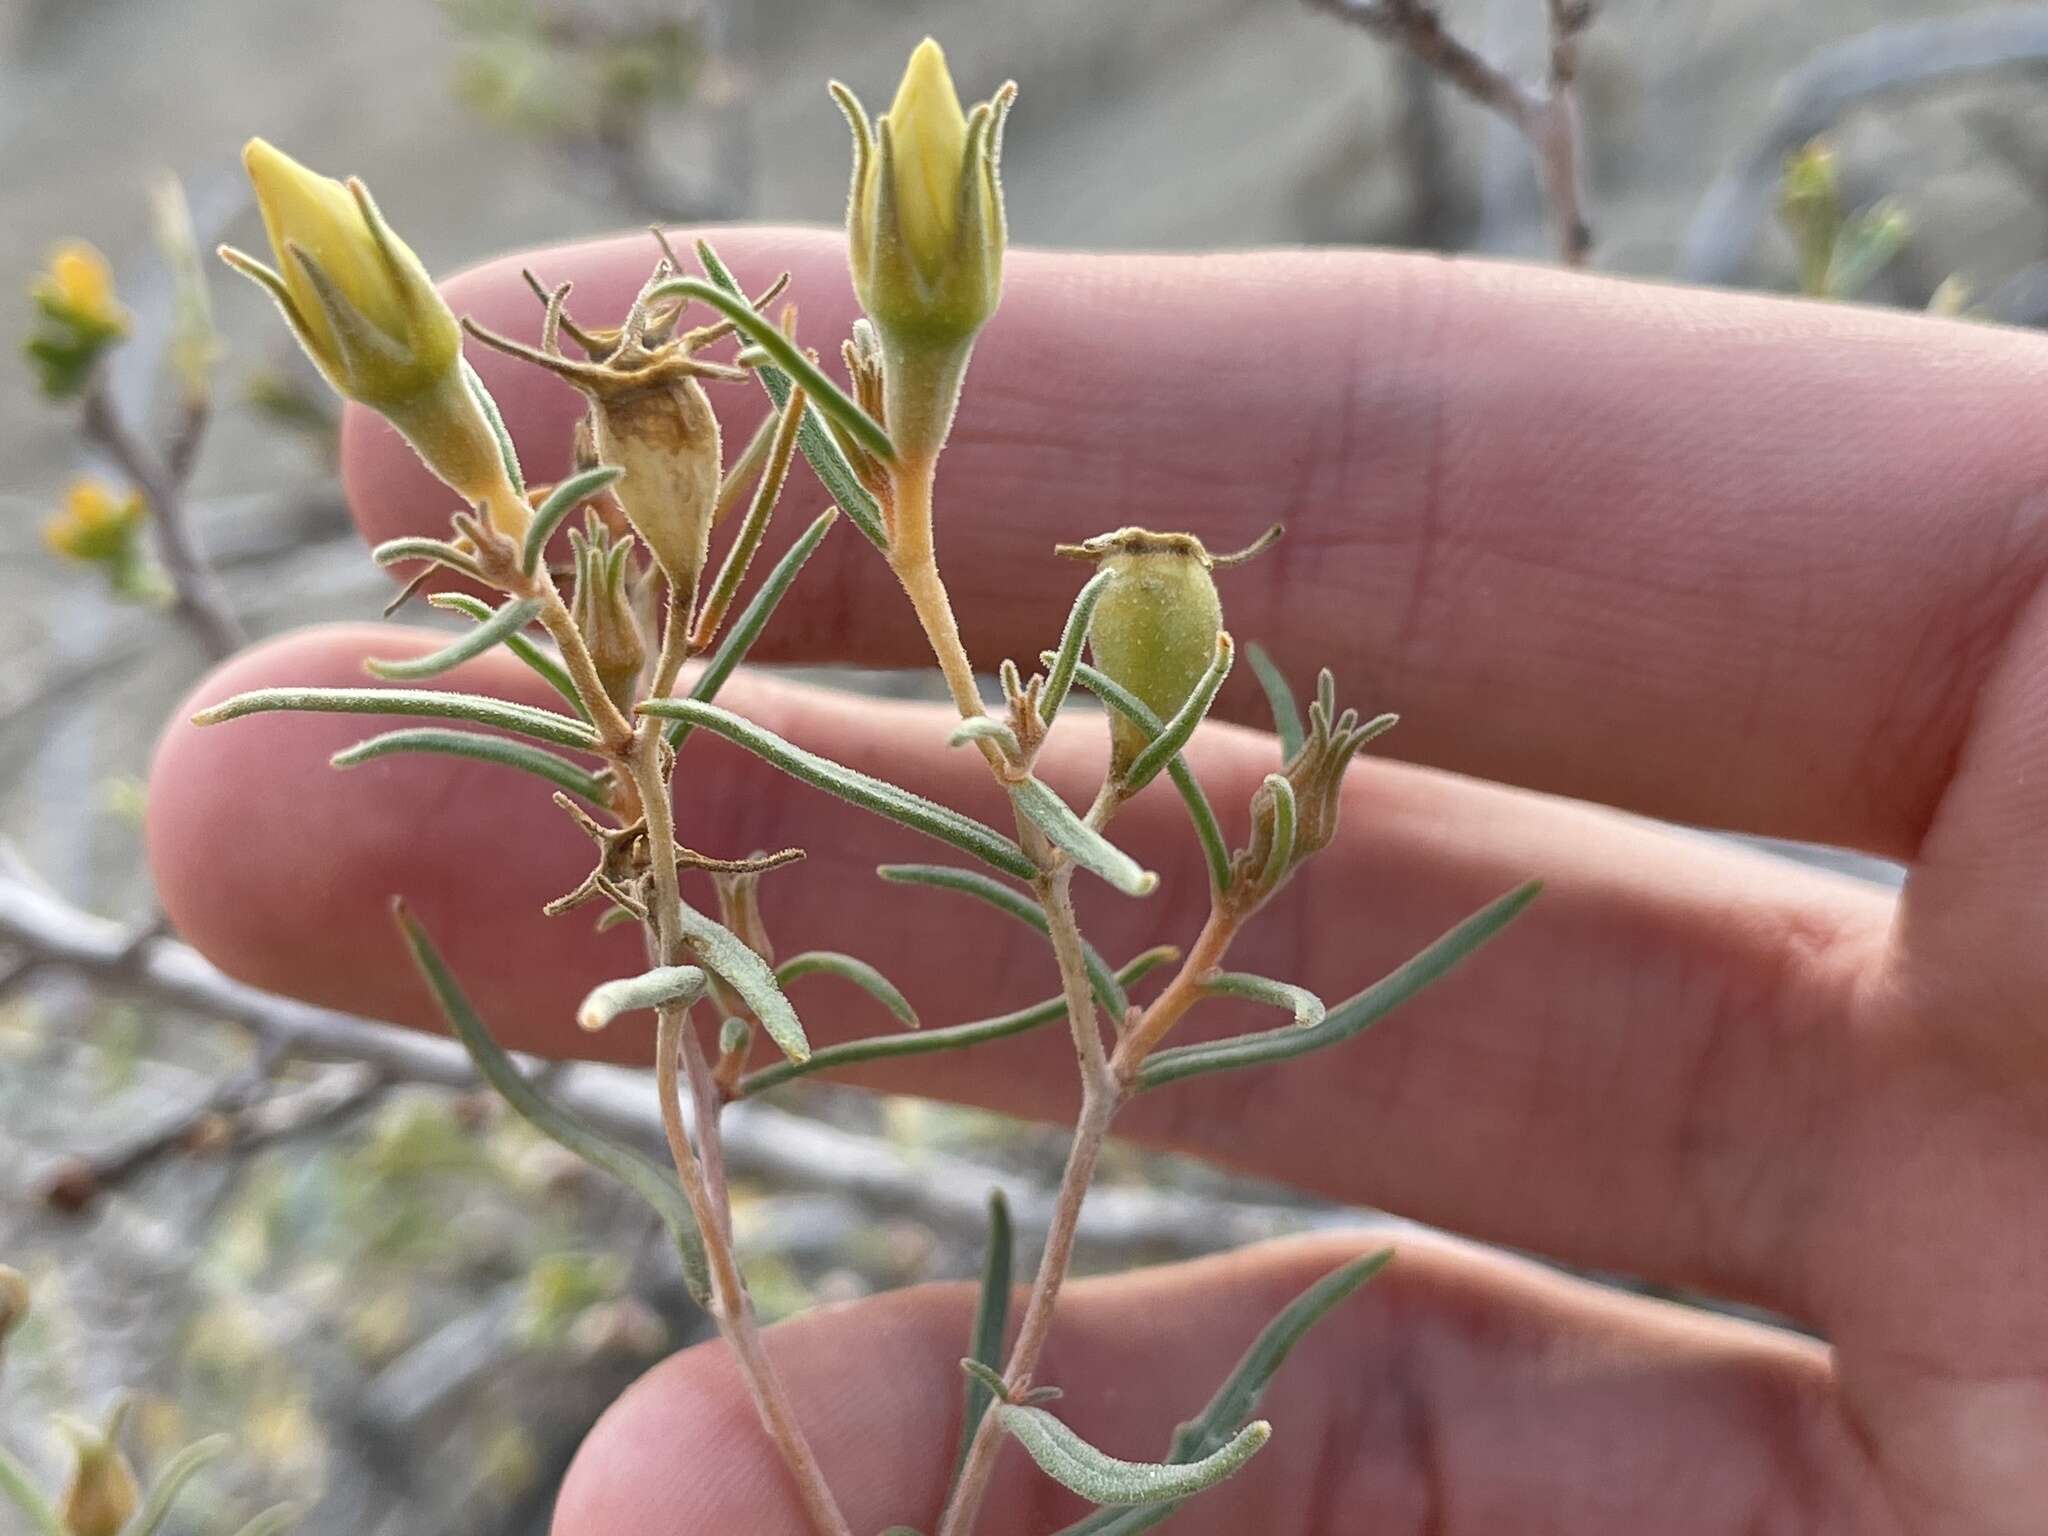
[146,229,2048,1535]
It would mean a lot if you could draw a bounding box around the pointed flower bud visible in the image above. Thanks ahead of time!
[1230,669,1393,905]
[834,39,1015,461]
[25,241,129,398]
[568,515,647,716]
[57,1405,140,1536]
[221,140,522,531]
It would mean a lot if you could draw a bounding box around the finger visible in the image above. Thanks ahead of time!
[554,1231,1891,1536]
[149,626,1888,1314]
[343,230,2048,858]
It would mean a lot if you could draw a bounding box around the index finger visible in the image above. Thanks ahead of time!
[344,230,2048,858]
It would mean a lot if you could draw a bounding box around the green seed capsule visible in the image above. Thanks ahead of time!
[1068,529,1224,779]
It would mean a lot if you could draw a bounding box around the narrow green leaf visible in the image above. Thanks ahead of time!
[464,357,525,495]
[1054,1250,1394,1535]
[0,1443,62,1536]
[225,1504,303,1536]
[1123,633,1234,794]
[949,715,1020,757]
[957,1190,1014,1481]
[668,507,839,750]
[775,951,919,1029]
[676,904,810,1063]
[365,596,544,681]
[1244,642,1304,761]
[1010,776,1156,897]
[1041,567,1115,726]
[371,535,487,582]
[1256,773,1296,888]
[1057,659,1230,895]
[695,238,888,549]
[996,1403,1269,1506]
[522,464,624,574]
[123,1434,229,1536]
[877,864,1130,1023]
[577,966,709,1033]
[331,727,607,804]
[647,277,894,466]
[737,946,1176,1097]
[641,699,1035,882]
[394,903,711,1303]
[696,385,807,642]
[1139,881,1541,1090]
[1205,971,1325,1030]
[429,592,588,719]
[196,687,599,753]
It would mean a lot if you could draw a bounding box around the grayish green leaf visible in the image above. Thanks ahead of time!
[365,596,544,681]
[949,715,1021,758]
[957,1189,1014,1481]
[676,904,810,1063]
[667,507,839,751]
[123,1434,229,1536]
[463,357,525,495]
[1123,633,1234,794]
[1041,567,1115,726]
[1009,776,1156,896]
[877,864,1131,1023]
[1256,772,1296,888]
[429,591,588,719]
[331,727,607,804]
[775,951,919,1029]
[577,966,710,1032]
[738,946,1176,1097]
[0,1442,61,1536]
[394,903,711,1303]
[641,699,1035,882]
[1244,642,1304,761]
[695,239,888,549]
[1054,1249,1394,1535]
[225,1504,303,1536]
[1205,971,1325,1030]
[1139,881,1541,1090]
[371,535,487,582]
[1055,659,1230,895]
[996,1403,1269,1506]
[522,464,624,574]
[195,686,600,753]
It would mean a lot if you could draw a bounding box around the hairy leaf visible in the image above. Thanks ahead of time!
[1010,776,1156,896]
[1123,632,1234,794]
[738,946,1176,1097]
[1244,642,1304,761]
[370,535,487,582]
[996,1403,1269,1506]
[0,1442,61,1536]
[522,464,624,574]
[1139,881,1541,1090]
[429,591,588,718]
[775,950,919,1029]
[463,356,525,495]
[195,686,599,752]
[394,902,711,1302]
[676,904,810,1063]
[331,727,607,804]
[1041,567,1116,726]
[125,1436,229,1536]
[641,699,1035,881]
[957,1190,1015,1481]
[577,966,710,1032]
[1204,971,1325,1030]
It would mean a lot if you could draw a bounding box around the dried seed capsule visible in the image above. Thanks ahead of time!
[1063,528,1224,780]
[568,516,647,717]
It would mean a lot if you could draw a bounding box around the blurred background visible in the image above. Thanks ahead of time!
[1,1,2041,1531]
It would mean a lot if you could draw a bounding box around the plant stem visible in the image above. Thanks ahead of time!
[1111,905,1240,1073]
[635,728,850,1536]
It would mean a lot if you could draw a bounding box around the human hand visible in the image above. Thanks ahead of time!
[149,230,2048,1534]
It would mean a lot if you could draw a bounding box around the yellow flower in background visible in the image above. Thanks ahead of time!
[221,140,525,531]
[25,241,129,397]
[43,479,146,565]
[37,243,128,335]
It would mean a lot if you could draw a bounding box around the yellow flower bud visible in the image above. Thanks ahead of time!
[1065,529,1225,779]
[222,140,522,531]
[43,243,126,333]
[56,1407,140,1536]
[834,39,1015,460]
[43,479,146,565]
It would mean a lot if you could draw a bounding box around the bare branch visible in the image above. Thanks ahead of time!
[1307,0,1596,265]
[1680,5,2048,285]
